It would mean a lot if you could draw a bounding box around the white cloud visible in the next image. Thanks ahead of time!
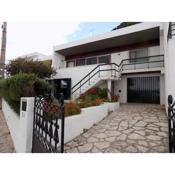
[6,22,80,61]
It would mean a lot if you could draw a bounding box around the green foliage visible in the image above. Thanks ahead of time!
[77,98,103,108]
[79,87,107,101]
[42,59,52,66]
[65,101,81,117]
[76,87,106,108]
[0,73,51,114]
[6,57,56,78]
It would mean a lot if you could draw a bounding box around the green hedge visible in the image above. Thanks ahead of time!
[0,73,51,114]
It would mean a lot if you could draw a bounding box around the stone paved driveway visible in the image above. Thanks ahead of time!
[64,104,169,153]
[0,111,15,153]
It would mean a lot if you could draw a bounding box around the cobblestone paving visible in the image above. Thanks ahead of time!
[64,104,169,153]
[0,111,15,153]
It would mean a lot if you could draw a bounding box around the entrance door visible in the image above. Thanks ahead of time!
[127,76,160,104]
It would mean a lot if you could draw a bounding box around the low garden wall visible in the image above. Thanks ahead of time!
[2,98,34,153]
[61,102,120,144]
[2,97,119,152]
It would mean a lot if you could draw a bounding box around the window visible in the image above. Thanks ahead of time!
[130,48,148,63]
[76,59,86,66]
[98,55,110,64]
[86,57,97,65]
[67,61,75,67]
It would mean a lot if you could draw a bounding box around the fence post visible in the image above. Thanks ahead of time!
[20,97,35,153]
[168,95,174,153]
[60,93,65,153]
[168,105,172,153]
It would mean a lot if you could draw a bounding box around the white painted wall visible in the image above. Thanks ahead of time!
[2,100,21,152]
[53,64,114,87]
[111,51,129,65]
[163,23,175,110]
[114,73,165,105]
[2,98,34,153]
[58,102,119,145]
[52,45,162,99]
[52,52,65,70]
[53,64,97,87]
[149,45,162,55]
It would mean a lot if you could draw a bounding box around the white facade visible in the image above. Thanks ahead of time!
[163,23,175,109]
[51,22,175,110]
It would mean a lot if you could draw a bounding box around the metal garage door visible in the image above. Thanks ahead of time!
[127,76,160,104]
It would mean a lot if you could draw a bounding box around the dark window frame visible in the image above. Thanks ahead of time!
[76,58,86,66]
[86,56,98,65]
[98,55,111,64]
[66,54,111,67]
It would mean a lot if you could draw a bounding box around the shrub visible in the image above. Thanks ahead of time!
[6,57,56,78]
[78,87,107,108]
[111,95,120,102]
[0,73,51,113]
[95,98,103,106]
[43,100,62,120]
[65,101,81,117]
[76,99,94,108]
[76,97,104,109]
[79,87,107,101]
[86,87,97,94]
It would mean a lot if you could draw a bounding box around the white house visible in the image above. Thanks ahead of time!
[51,22,175,109]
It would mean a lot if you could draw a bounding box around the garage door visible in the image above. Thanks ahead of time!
[127,76,160,104]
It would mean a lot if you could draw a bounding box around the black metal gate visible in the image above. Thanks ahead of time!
[127,76,160,104]
[168,95,175,153]
[32,94,65,153]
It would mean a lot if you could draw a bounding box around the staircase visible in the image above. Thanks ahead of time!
[71,55,164,99]
[171,22,175,37]
[168,22,175,39]
[71,63,120,99]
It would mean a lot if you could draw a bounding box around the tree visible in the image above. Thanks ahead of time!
[0,73,51,113]
[6,57,56,78]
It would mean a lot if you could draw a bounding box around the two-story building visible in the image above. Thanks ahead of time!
[51,22,175,109]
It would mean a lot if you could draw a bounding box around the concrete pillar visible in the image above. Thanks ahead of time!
[20,97,35,153]
[52,52,65,70]
[107,80,112,101]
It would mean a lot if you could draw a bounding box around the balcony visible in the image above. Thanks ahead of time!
[119,54,164,73]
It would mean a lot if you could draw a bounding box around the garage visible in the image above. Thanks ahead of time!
[127,76,160,104]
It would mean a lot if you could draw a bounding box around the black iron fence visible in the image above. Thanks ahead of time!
[168,95,175,153]
[32,93,65,153]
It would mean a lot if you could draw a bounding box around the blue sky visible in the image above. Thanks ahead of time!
[67,22,119,42]
[6,22,120,61]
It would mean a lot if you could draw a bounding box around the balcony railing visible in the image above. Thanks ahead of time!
[119,54,164,71]
[168,22,175,40]
[71,54,164,95]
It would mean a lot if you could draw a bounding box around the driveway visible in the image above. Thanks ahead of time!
[64,104,169,153]
[0,111,15,153]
